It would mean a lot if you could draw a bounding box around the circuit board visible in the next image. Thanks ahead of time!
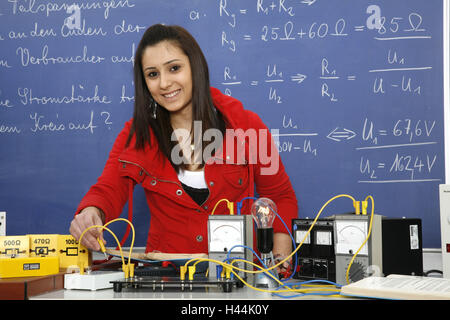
[110,275,240,293]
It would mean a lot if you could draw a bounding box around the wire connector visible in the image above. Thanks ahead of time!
[188,266,196,281]
[122,263,129,279]
[224,265,232,279]
[353,201,361,215]
[227,201,234,215]
[361,200,368,215]
[128,263,135,278]
[180,266,187,281]
[97,237,108,260]
[79,261,86,275]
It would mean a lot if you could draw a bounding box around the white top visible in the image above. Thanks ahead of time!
[177,169,207,189]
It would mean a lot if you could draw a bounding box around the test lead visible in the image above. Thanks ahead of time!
[353,201,360,215]
[362,200,368,215]
[97,237,108,260]
[180,266,186,280]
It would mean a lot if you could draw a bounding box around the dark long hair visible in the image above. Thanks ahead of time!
[127,24,225,172]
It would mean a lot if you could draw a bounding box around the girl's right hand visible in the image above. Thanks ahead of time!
[69,206,106,251]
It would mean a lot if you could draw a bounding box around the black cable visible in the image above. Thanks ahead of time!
[424,269,443,277]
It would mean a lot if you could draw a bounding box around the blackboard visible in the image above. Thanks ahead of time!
[0,0,445,248]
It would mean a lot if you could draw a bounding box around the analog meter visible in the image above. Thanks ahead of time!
[207,215,253,279]
[335,220,368,255]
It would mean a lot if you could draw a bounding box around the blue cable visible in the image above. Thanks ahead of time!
[228,198,342,299]
[272,290,342,299]
[235,196,298,281]
[220,244,342,300]
[271,279,342,299]
[269,206,298,282]
[236,196,257,215]
[292,279,342,288]
[223,244,278,279]
[225,244,260,264]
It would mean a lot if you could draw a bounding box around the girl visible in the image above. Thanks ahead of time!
[70,24,298,271]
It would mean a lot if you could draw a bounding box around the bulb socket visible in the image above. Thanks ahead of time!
[256,227,274,254]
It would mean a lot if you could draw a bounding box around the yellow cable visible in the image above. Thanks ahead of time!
[186,258,338,293]
[75,196,372,295]
[228,261,340,295]
[264,194,358,275]
[210,198,232,215]
[104,218,136,267]
[191,256,285,286]
[185,193,374,297]
[186,245,341,296]
[77,218,136,278]
[229,257,340,295]
[200,194,358,276]
[78,224,126,271]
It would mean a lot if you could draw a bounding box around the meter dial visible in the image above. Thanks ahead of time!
[335,220,368,255]
[295,230,311,244]
[209,220,244,253]
[315,231,332,245]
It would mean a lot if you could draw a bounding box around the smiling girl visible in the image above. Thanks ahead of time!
[70,24,298,273]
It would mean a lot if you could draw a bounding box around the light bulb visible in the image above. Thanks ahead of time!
[251,197,277,254]
[250,197,277,229]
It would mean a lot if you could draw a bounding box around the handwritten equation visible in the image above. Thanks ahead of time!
[0,0,443,187]
[207,1,441,185]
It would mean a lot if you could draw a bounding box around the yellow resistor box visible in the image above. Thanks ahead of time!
[0,235,30,258]
[0,256,59,278]
[29,234,59,257]
[57,235,91,269]
[0,234,91,277]
[28,234,91,269]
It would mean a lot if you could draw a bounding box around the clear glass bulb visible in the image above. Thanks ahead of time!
[250,197,277,229]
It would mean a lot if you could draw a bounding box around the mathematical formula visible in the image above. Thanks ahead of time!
[0,0,443,188]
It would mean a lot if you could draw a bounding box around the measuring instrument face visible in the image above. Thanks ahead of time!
[208,219,245,253]
[207,215,253,280]
[335,220,368,255]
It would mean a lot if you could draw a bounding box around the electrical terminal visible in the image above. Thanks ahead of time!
[79,261,86,275]
[129,263,135,278]
[224,265,232,279]
[236,202,243,215]
[97,237,108,260]
[188,266,196,281]
[180,266,187,280]
[361,200,368,215]
[353,201,360,215]
[211,199,235,215]
[227,201,234,215]
[216,265,223,280]
[122,263,129,279]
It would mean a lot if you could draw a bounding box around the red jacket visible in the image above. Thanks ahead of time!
[76,87,298,254]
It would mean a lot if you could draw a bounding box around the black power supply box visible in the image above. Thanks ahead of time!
[292,215,423,283]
